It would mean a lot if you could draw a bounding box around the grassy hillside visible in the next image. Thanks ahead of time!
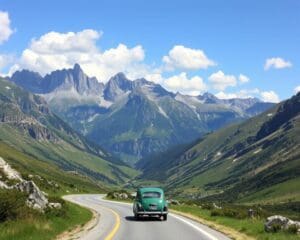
[0,188,93,240]
[0,140,102,240]
[0,77,139,186]
[0,141,104,195]
[139,93,300,204]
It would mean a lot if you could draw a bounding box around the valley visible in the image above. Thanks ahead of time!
[9,64,274,164]
[0,65,299,240]
[1,2,299,239]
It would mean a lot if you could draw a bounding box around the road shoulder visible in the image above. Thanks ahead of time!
[170,209,255,240]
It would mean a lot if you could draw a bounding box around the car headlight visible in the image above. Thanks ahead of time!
[137,202,143,210]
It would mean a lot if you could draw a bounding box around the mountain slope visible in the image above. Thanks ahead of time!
[0,77,138,186]
[9,65,274,164]
[139,93,300,203]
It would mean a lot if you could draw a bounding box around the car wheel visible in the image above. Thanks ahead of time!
[163,214,167,221]
[134,213,139,220]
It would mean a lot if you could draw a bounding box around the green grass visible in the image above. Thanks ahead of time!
[239,177,300,204]
[0,201,92,240]
[0,141,99,240]
[0,141,105,195]
[0,124,137,185]
[171,204,300,240]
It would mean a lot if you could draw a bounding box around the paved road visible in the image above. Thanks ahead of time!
[64,194,231,240]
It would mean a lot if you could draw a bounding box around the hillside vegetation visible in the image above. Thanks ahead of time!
[139,93,300,204]
[0,77,138,186]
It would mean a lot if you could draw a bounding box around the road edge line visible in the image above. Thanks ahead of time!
[104,207,121,240]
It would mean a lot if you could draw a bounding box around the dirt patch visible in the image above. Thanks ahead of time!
[56,210,100,240]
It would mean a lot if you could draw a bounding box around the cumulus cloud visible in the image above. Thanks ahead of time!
[208,70,237,91]
[260,90,280,103]
[216,89,279,102]
[0,54,14,76]
[216,89,260,99]
[162,45,215,71]
[239,74,250,83]
[294,85,300,94]
[163,72,207,96]
[0,11,13,44]
[9,29,145,82]
[264,57,292,70]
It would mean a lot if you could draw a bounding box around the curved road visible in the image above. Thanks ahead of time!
[64,194,230,240]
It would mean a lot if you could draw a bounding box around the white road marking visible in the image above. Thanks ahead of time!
[170,213,219,240]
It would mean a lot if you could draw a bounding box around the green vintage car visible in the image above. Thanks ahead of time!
[133,187,168,221]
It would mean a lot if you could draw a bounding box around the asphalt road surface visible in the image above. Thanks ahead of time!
[64,194,231,240]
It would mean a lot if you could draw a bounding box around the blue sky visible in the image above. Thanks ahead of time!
[0,0,299,102]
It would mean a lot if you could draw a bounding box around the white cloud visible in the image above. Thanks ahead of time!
[0,54,14,76]
[216,88,260,99]
[264,57,292,70]
[163,72,207,96]
[239,74,250,83]
[294,85,300,94]
[0,11,13,44]
[216,89,279,102]
[9,29,145,82]
[162,45,215,71]
[260,90,280,103]
[208,70,237,91]
[215,92,238,99]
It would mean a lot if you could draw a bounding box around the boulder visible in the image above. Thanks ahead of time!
[265,215,300,233]
[113,192,119,199]
[48,202,62,209]
[0,180,9,189]
[15,180,48,210]
[119,193,128,199]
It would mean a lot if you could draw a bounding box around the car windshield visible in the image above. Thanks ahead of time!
[142,191,161,199]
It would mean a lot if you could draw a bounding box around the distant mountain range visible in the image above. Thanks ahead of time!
[0,77,138,186]
[9,64,274,165]
[138,92,300,203]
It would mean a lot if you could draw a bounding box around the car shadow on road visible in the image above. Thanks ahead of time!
[125,216,162,222]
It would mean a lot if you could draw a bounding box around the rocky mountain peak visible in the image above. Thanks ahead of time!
[10,64,103,96]
[103,72,133,101]
[198,92,221,104]
[10,70,43,93]
[73,63,82,72]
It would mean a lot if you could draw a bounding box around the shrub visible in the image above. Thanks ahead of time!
[270,223,282,232]
[200,203,214,210]
[0,189,38,222]
[210,207,248,219]
[286,224,298,234]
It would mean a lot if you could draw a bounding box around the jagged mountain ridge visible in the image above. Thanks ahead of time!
[9,64,274,164]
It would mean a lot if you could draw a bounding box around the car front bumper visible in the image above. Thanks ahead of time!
[136,211,168,215]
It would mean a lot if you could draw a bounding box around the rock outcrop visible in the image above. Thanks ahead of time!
[0,156,23,181]
[14,180,48,210]
[0,156,61,211]
[107,191,133,200]
[265,215,300,233]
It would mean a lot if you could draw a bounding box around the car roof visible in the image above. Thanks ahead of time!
[138,187,164,193]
